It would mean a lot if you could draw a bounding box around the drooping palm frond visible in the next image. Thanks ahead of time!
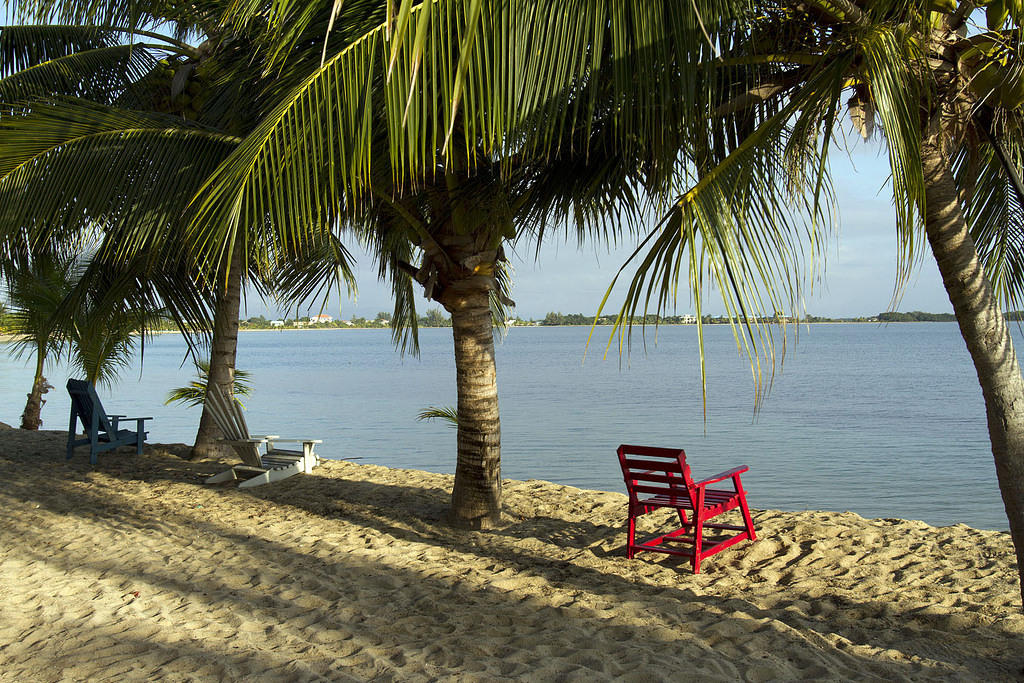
[0,96,239,256]
[855,22,928,300]
[2,249,76,365]
[956,134,1024,310]
[379,229,423,356]
[182,0,732,268]
[0,41,167,103]
[0,23,116,75]
[51,252,168,386]
[262,228,357,314]
[598,48,848,408]
[488,256,514,333]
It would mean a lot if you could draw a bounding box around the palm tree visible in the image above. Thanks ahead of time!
[2,251,75,429]
[1,250,166,424]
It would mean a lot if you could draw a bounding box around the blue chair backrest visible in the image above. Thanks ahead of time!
[66,379,113,435]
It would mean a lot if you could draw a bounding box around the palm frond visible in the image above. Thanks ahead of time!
[2,250,76,364]
[416,405,458,428]
[182,0,734,267]
[265,229,357,313]
[0,97,239,257]
[0,23,117,75]
[599,51,848,410]
[14,0,177,33]
[957,136,1024,310]
[165,360,252,407]
[856,23,927,302]
[0,42,166,103]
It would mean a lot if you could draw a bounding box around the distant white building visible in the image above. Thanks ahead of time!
[681,315,697,324]
[312,313,333,324]
[270,320,284,328]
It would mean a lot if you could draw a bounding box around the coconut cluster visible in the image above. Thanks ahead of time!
[147,58,209,121]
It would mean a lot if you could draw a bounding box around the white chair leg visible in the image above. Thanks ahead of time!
[205,469,240,484]
[302,442,317,474]
[238,461,303,488]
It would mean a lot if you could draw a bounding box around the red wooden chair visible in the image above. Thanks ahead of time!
[616,444,756,573]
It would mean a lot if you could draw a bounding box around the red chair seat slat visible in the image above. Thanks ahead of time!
[617,444,757,573]
[624,472,688,485]
[631,483,690,497]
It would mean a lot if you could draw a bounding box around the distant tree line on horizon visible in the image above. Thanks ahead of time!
[539,311,962,325]
[0,307,978,336]
[237,308,452,330]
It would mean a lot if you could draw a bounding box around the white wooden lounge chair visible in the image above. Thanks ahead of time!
[203,386,322,488]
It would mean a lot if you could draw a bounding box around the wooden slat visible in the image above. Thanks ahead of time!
[622,457,683,472]
[622,471,685,485]
[619,445,684,458]
[262,454,302,468]
[638,495,695,510]
[634,481,692,497]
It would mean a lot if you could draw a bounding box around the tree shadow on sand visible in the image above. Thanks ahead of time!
[2,442,1021,680]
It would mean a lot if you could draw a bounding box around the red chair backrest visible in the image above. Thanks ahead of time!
[617,444,697,504]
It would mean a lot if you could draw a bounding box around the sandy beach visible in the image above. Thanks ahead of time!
[0,427,1021,681]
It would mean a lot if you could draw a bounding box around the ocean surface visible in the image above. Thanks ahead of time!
[0,323,1013,531]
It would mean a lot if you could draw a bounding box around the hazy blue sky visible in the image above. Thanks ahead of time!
[259,139,952,321]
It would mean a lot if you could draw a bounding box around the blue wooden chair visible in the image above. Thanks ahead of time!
[66,379,152,464]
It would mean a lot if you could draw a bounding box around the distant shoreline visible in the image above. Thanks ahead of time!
[0,319,965,344]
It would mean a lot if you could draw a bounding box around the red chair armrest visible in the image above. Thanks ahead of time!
[694,465,748,487]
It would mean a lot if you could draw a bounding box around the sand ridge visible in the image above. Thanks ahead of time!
[0,428,1021,681]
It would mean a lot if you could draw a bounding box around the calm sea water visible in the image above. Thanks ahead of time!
[0,323,1012,530]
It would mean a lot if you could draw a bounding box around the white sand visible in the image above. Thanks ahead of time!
[0,427,1021,681]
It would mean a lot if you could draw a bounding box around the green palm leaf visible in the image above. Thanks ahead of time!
[0,97,240,256]
[416,405,458,428]
[165,361,252,407]
[0,42,168,102]
[0,23,117,75]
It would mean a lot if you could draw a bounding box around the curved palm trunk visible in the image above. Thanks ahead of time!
[191,239,244,459]
[447,286,503,528]
[921,133,1024,608]
[19,347,51,430]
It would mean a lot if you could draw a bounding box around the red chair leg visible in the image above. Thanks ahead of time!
[692,517,704,573]
[739,496,757,541]
[627,514,637,559]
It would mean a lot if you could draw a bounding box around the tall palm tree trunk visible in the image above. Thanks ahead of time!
[19,347,50,430]
[922,132,1024,608]
[447,286,503,528]
[191,239,244,459]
